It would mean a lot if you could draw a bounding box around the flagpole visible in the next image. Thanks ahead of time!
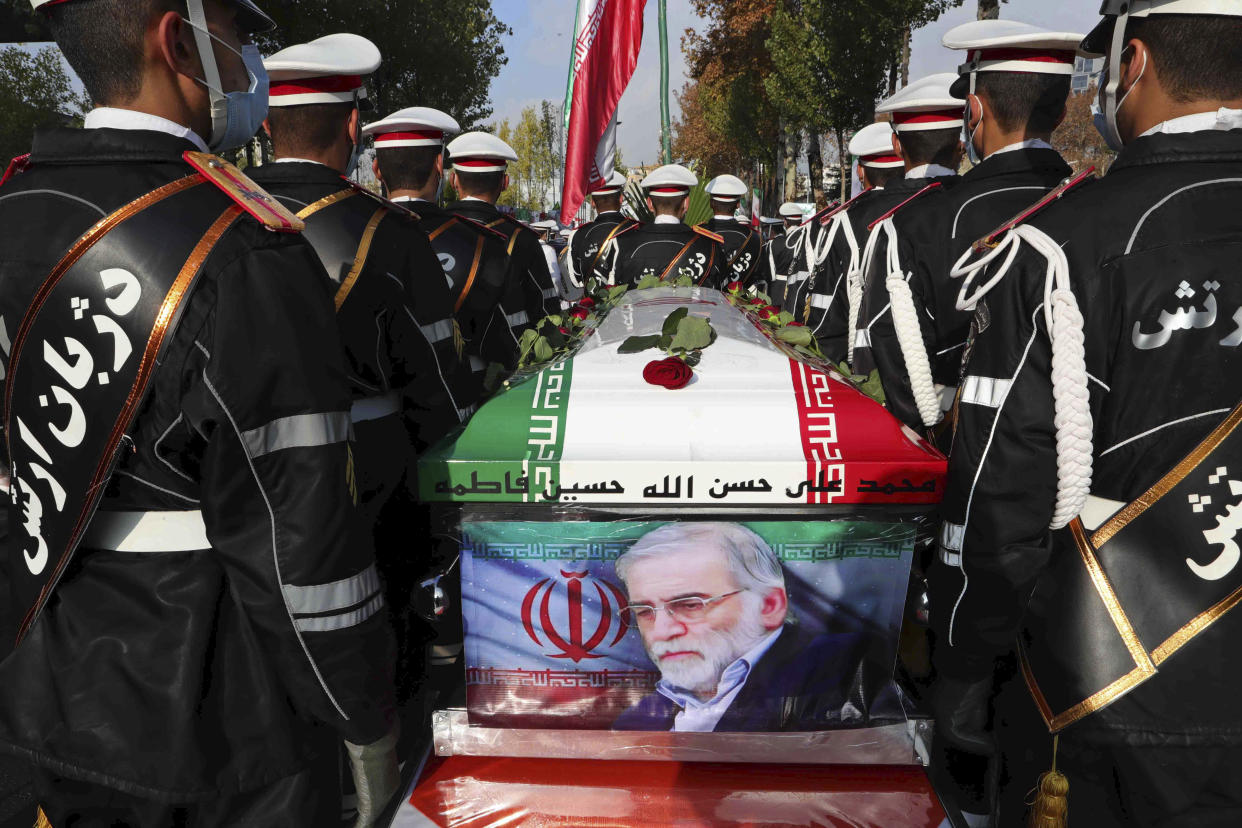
[658,0,672,163]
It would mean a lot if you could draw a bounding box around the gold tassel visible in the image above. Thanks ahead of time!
[34,807,53,828]
[452,319,465,359]
[1027,734,1069,828]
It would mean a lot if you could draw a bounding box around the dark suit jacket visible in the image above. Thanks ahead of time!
[613,625,899,732]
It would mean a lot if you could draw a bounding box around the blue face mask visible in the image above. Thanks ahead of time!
[183,12,269,152]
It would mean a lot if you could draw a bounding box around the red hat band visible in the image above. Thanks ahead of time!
[861,153,904,168]
[269,75,364,106]
[891,108,965,132]
[968,48,1076,75]
[375,130,445,148]
[453,156,508,173]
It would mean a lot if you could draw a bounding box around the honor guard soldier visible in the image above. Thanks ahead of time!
[761,201,812,305]
[363,107,524,397]
[794,122,906,363]
[252,35,474,741]
[594,164,725,288]
[530,219,566,302]
[850,73,964,377]
[0,0,400,825]
[857,23,1081,434]
[445,131,560,324]
[929,3,1242,823]
[703,174,763,288]
[564,170,637,293]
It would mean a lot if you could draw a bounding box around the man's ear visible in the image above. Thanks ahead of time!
[891,131,905,161]
[157,11,201,83]
[500,173,510,194]
[371,155,382,184]
[856,163,869,189]
[758,587,788,630]
[261,117,271,139]
[347,108,360,145]
[645,195,655,212]
[434,153,444,176]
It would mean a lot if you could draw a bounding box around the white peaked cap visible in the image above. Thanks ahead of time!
[944,20,1085,96]
[640,164,698,194]
[778,202,804,218]
[364,107,461,149]
[1083,0,1242,55]
[876,72,964,132]
[705,174,747,200]
[446,131,518,173]
[265,34,380,108]
[849,122,903,168]
[589,170,628,195]
[531,219,559,230]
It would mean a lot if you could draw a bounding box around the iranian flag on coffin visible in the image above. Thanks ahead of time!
[420,287,946,508]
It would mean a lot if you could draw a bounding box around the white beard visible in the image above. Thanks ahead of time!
[645,595,770,697]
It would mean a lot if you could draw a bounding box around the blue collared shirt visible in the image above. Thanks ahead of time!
[656,627,783,732]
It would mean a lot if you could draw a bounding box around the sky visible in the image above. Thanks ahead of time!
[486,0,1102,167]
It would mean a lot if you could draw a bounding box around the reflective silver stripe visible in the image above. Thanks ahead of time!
[787,270,809,284]
[960,375,1011,409]
[469,356,487,373]
[773,273,789,282]
[811,293,831,309]
[83,510,210,552]
[457,404,478,421]
[542,286,559,298]
[351,392,400,423]
[430,643,463,657]
[937,384,958,412]
[1081,494,1126,532]
[854,328,871,348]
[420,318,455,345]
[940,521,964,555]
[283,563,381,615]
[940,548,961,566]
[241,411,351,458]
[294,593,385,633]
[506,310,529,327]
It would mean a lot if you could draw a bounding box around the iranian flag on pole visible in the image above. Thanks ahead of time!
[559,0,647,224]
[751,187,762,228]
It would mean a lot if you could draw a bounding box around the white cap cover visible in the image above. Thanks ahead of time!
[640,164,698,195]
[876,72,964,132]
[265,33,380,107]
[705,174,747,200]
[364,106,461,148]
[848,122,903,168]
[778,202,804,219]
[589,170,628,195]
[446,131,519,173]
[944,20,1084,96]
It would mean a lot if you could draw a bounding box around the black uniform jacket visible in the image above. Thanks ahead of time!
[931,130,1242,746]
[761,223,815,308]
[398,198,525,388]
[858,149,1071,430]
[248,161,471,450]
[702,216,763,287]
[0,128,395,799]
[596,220,726,289]
[446,199,559,324]
[567,210,636,289]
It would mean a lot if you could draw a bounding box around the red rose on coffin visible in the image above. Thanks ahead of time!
[726,281,743,293]
[558,326,570,334]
[569,307,590,321]
[758,306,778,320]
[643,357,693,390]
[788,321,805,327]
[578,297,596,308]
[748,297,765,306]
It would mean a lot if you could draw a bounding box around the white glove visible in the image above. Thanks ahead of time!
[345,726,401,828]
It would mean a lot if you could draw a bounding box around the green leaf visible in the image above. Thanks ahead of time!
[607,285,629,301]
[517,328,539,361]
[618,334,661,354]
[658,334,673,351]
[662,307,689,337]
[545,313,562,326]
[482,361,509,393]
[777,311,795,326]
[673,274,695,287]
[775,326,813,347]
[636,275,662,290]
[682,350,702,367]
[533,337,554,362]
[671,315,713,351]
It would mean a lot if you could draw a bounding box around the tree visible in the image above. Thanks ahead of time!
[257,0,509,128]
[1052,82,1114,175]
[0,45,88,164]
[977,0,1004,19]
[495,102,563,213]
[670,80,746,177]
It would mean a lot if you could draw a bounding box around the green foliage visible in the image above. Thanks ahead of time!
[0,46,89,165]
[494,100,563,212]
[0,0,51,42]
[618,308,717,369]
[257,0,510,128]
[623,180,653,222]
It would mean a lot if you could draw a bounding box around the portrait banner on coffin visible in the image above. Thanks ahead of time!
[461,519,914,731]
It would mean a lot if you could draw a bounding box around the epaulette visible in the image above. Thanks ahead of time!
[338,177,419,222]
[182,151,303,233]
[692,225,724,243]
[454,212,511,241]
[867,181,943,231]
[0,153,31,188]
[810,189,870,227]
[971,167,1098,252]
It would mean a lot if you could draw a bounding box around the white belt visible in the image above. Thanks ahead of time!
[938,521,964,566]
[351,391,400,423]
[937,383,958,412]
[1081,494,1126,532]
[83,510,210,552]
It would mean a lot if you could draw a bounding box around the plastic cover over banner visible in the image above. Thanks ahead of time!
[461,518,913,731]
